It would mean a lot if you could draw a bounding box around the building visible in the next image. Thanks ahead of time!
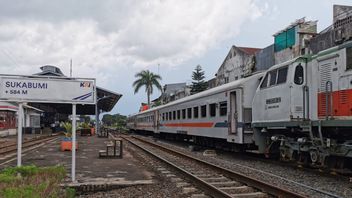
[0,102,17,137]
[0,102,42,137]
[309,5,352,54]
[34,65,65,76]
[207,77,217,89]
[161,83,190,104]
[215,46,261,86]
[254,44,275,72]
[273,18,317,64]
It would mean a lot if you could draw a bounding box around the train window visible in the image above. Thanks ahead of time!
[187,108,192,119]
[277,67,288,84]
[209,103,216,117]
[177,110,181,120]
[294,64,304,85]
[347,47,352,70]
[219,101,227,116]
[182,109,186,119]
[260,74,268,89]
[169,112,172,120]
[269,69,277,86]
[194,107,199,118]
[173,111,176,120]
[201,105,207,118]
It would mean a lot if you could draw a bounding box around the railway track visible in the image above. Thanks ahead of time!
[123,135,306,198]
[0,134,59,156]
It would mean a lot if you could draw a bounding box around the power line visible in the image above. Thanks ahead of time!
[1,49,21,67]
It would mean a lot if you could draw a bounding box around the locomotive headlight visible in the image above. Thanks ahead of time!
[297,137,306,143]
[271,136,279,141]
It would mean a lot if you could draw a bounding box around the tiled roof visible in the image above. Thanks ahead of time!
[238,47,262,55]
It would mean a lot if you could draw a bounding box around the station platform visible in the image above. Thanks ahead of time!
[0,134,154,186]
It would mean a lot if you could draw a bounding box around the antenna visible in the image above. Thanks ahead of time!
[158,63,160,76]
[70,59,72,77]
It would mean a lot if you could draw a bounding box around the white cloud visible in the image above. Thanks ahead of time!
[0,0,263,113]
[0,1,262,76]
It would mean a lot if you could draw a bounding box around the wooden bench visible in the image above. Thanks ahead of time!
[99,137,123,158]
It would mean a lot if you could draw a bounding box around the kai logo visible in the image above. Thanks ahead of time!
[80,82,91,88]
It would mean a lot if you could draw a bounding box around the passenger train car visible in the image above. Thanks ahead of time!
[128,73,263,150]
[128,41,352,169]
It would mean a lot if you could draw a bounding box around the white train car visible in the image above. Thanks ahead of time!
[128,73,263,148]
[252,41,352,168]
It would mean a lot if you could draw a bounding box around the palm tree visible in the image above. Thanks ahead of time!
[133,70,162,106]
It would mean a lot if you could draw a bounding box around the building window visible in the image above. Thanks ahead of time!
[219,102,227,116]
[277,67,288,84]
[347,47,352,70]
[182,109,186,119]
[209,103,216,117]
[201,105,207,118]
[294,64,304,85]
[187,108,192,119]
[193,107,199,118]
[177,110,180,120]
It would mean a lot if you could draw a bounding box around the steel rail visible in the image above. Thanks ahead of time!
[124,135,306,198]
[0,135,59,156]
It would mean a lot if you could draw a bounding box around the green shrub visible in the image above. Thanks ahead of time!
[0,173,17,183]
[65,187,76,198]
[0,165,68,198]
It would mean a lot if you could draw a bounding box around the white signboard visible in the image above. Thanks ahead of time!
[0,75,96,104]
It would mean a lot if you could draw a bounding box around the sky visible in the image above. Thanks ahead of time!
[0,0,351,116]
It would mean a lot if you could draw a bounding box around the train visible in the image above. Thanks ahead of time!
[127,41,352,170]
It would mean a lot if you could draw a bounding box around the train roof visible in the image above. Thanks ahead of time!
[132,72,263,116]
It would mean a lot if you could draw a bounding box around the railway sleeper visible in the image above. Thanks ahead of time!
[219,186,256,194]
[192,173,215,178]
[209,181,242,187]
[199,176,229,183]
[230,191,268,198]
[191,193,211,198]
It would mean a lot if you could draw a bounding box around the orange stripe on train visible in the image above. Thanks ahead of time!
[163,122,214,128]
[318,89,352,117]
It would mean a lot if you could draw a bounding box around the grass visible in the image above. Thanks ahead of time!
[0,165,75,198]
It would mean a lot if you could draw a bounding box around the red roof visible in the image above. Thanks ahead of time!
[238,47,261,55]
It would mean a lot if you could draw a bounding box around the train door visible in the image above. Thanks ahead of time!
[290,62,307,119]
[154,111,159,132]
[228,91,238,134]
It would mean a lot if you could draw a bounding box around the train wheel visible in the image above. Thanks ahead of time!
[298,152,310,167]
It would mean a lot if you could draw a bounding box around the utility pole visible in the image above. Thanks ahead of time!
[70,59,72,77]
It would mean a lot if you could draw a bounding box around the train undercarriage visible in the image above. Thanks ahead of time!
[254,121,352,172]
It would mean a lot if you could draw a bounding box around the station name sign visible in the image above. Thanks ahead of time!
[0,75,96,104]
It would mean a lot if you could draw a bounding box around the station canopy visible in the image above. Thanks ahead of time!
[28,65,122,115]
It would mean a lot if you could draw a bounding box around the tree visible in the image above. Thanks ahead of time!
[191,65,208,94]
[102,113,127,127]
[79,115,90,123]
[133,70,162,106]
